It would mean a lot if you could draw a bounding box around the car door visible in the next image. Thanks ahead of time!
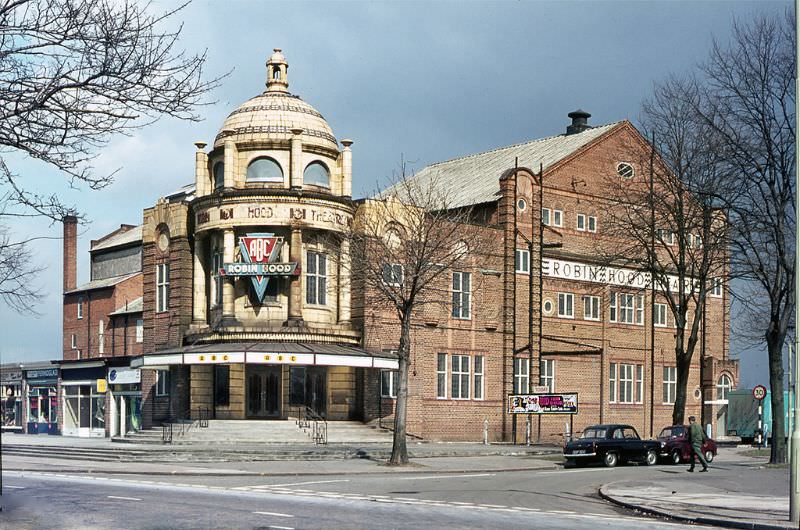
[622,427,642,460]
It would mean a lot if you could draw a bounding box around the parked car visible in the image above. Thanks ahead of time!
[657,425,717,464]
[563,424,661,467]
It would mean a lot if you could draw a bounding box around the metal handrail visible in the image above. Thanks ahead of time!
[296,405,327,445]
[161,407,210,444]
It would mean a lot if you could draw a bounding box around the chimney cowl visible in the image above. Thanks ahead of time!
[566,109,592,135]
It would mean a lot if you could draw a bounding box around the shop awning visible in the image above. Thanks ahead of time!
[131,342,399,370]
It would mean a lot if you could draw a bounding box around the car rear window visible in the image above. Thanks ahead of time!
[581,428,607,439]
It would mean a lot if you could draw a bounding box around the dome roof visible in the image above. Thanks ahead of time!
[214,49,338,152]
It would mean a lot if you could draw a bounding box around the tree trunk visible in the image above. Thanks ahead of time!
[766,329,787,464]
[389,314,411,465]
[672,345,691,425]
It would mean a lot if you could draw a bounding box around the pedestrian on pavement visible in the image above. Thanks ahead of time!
[687,416,708,473]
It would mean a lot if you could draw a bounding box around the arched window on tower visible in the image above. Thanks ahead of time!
[247,157,283,183]
[273,67,281,80]
[213,161,224,189]
[716,374,732,400]
[304,161,330,188]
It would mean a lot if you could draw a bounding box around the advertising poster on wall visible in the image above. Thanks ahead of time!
[508,393,578,414]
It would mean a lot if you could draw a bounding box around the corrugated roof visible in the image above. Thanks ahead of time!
[397,122,623,209]
[109,297,143,316]
[91,225,142,252]
[66,272,140,294]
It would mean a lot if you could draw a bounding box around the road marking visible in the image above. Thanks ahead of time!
[267,526,294,530]
[253,511,294,518]
[537,468,611,475]
[107,495,141,501]
[268,479,350,487]
[4,485,25,489]
[397,473,495,480]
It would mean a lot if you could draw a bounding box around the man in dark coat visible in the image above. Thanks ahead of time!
[688,416,709,472]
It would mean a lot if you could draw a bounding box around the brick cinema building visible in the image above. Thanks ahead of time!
[45,49,740,442]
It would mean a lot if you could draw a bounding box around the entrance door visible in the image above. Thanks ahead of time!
[246,366,281,418]
[307,367,327,417]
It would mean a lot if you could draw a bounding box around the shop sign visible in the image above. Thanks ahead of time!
[220,233,299,302]
[195,203,352,230]
[1,370,22,383]
[508,393,578,414]
[96,379,107,393]
[108,368,140,385]
[25,368,58,383]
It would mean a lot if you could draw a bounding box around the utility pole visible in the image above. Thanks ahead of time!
[790,2,800,522]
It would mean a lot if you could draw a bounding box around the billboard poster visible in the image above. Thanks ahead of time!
[508,393,578,414]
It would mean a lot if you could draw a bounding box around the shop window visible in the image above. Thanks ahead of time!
[515,249,530,274]
[156,264,169,313]
[473,356,484,400]
[436,353,447,399]
[583,295,600,321]
[135,319,143,343]
[539,359,555,392]
[63,385,104,431]
[246,157,283,183]
[452,272,471,319]
[557,292,574,318]
[214,366,230,406]
[28,386,57,424]
[451,354,470,399]
[514,358,529,394]
[304,161,330,188]
[381,370,397,398]
[306,251,327,305]
[663,366,676,404]
[156,369,170,396]
[382,264,404,287]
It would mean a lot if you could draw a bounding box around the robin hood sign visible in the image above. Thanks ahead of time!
[220,233,299,302]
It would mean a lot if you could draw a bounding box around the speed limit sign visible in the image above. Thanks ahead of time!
[752,385,767,400]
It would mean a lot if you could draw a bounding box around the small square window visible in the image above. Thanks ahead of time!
[552,209,563,227]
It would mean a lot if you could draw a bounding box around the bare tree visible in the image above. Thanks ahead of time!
[0,0,222,309]
[601,83,729,426]
[348,160,491,465]
[692,12,795,464]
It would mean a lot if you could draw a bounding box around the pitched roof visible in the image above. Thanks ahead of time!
[109,297,143,316]
[91,225,142,252]
[402,121,624,209]
[66,272,140,294]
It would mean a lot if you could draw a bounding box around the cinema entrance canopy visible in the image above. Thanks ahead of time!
[131,344,398,421]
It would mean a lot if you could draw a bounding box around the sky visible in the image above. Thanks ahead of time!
[0,0,792,389]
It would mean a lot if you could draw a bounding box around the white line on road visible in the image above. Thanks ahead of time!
[4,485,25,489]
[397,473,496,480]
[267,479,350,487]
[253,511,294,518]
[107,495,141,501]
[537,468,612,475]
[267,526,294,530]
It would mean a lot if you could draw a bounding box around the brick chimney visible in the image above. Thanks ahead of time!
[63,215,77,293]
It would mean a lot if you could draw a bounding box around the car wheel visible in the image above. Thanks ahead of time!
[704,450,714,463]
[603,452,618,468]
[644,449,658,466]
[671,449,682,465]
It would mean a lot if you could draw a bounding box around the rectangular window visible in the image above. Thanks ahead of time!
[514,357,529,394]
[576,213,586,231]
[306,251,327,305]
[156,264,170,313]
[214,365,229,406]
[71,334,77,349]
[515,249,530,274]
[636,294,645,325]
[77,297,83,319]
[609,362,617,403]
[98,320,104,354]
[694,233,703,248]
[619,364,634,403]
[436,353,447,399]
[552,209,563,227]
[452,272,471,319]
[711,278,723,296]
[539,359,555,392]
[663,366,676,404]
[557,292,574,318]
[541,208,551,226]
[635,364,644,403]
[610,293,617,322]
[212,251,223,307]
[451,354,470,399]
[658,229,675,245]
[135,319,144,342]
[382,263,404,287]
[289,367,306,405]
[588,216,597,232]
[583,295,600,321]
[381,370,397,398]
[611,292,635,323]
[654,303,667,327]
[155,369,170,397]
[473,356,484,400]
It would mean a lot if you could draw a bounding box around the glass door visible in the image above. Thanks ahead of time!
[246,366,281,418]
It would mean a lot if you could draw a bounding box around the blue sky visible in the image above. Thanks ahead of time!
[0,0,791,388]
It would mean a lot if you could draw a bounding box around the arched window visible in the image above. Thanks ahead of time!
[273,68,281,80]
[716,374,732,400]
[303,161,330,188]
[213,162,224,189]
[246,157,283,183]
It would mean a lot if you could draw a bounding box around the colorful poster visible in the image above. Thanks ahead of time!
[508,393,578,414]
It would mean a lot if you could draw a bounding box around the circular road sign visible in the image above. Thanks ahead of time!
[752,385,767,400]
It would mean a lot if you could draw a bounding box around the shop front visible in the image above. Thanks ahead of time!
[24,367,59,434]
[108,367,142,437]
[61,362,106,437]
[1,366,24,431]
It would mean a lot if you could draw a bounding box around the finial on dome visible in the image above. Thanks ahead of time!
[266,48,289,93]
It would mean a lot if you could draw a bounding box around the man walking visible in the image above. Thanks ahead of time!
[688,416,709,472]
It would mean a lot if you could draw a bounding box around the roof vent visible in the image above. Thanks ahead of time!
[566,109,591,135]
